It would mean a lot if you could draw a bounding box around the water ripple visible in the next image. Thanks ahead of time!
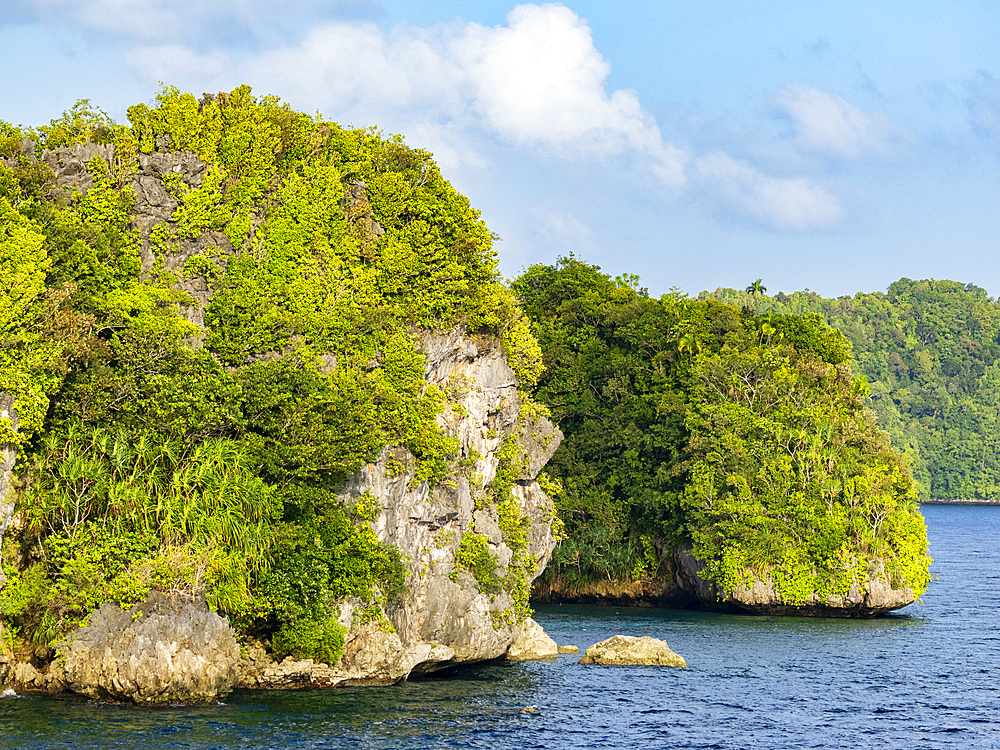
[3,505,1000,749]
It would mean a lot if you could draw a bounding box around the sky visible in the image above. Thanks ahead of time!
[1,1,998,299]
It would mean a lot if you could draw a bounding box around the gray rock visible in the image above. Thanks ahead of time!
[237,329,564,688]
[673,547,914,617]
[331,329,561,676]
[506,618,558,661]
[40,144,118,197]
[578,635,686,667]
[57,593,239,704]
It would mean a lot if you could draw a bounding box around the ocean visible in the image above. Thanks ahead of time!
[2,503,998,749]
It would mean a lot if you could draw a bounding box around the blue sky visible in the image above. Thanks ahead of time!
[2,1,998,298]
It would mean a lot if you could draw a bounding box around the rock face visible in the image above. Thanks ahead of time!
[54,593,240,704]
[36,143,225,332]
[673,548,914,617]
[578,635,686,667]
[506,618,558,661]
[241,330,564,688]
[535,541,914,618]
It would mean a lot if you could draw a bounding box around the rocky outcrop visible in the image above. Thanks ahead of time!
[673,548,913,617]
[239,329,563,687]
[535,536,914,617]
[578,635,686,667]
[4,146,565,695]
[50,593,240,704]
[505,618,558,661]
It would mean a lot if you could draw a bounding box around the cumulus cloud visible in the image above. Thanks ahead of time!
[242,22,461,118]
[775,83,903,160]
[696,152,843,231]
[238,5,687,187]
[451,5,685,184]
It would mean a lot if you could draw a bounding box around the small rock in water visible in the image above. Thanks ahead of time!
[520,705,537,713]
[578,635,686,667]
[557,645,579,654]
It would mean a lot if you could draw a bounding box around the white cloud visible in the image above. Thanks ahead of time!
[775,83,903,160]
[242,22,462,118]
[127,45,228,81]
[451,4,685,185]
[696,152,843,231]
[124,4,687,189]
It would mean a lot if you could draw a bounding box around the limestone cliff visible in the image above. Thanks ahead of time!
[240,329,562,688]
[1,143,563,696]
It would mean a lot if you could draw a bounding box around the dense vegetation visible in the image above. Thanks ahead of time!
[515,258,930,603]
[0,88,540,660]
[1,87,945,652]
[702,279,1000,500]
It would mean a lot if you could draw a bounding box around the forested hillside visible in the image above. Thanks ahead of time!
[0,87,541,661]
[702,279,1000,500]
[515,258,929,606]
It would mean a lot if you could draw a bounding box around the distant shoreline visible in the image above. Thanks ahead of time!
[921,499,1000,506]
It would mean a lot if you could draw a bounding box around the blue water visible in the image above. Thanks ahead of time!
[3,504,999,749]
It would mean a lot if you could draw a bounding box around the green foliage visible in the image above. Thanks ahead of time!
[271,613,346,665]
[3,85,543,653]
[517,257,930,604]
[702,278,1000,501]
[33,100,121,149]
[0,167,63,444]
[454,531,502,593]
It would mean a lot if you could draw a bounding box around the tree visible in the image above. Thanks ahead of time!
[745,278,767,300]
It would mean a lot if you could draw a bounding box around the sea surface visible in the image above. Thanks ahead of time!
[3,504,999,749]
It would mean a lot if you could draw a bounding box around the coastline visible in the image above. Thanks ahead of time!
[920,499,1000,506]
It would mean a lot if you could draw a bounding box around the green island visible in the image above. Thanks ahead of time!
[0,86,962,702]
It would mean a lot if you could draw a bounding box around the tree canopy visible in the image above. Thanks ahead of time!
[516,257,930,603]
[702,278,1000,500]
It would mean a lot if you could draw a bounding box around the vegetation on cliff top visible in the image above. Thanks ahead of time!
[0,87,540,659]
[515,258,930,605]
